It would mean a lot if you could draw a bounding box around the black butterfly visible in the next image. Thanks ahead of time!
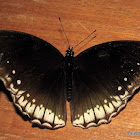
[0,30,139,129]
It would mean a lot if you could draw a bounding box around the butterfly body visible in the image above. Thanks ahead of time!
[0,30,139,129]
[65,48,74,102]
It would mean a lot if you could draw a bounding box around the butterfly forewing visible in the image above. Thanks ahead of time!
[71,41,140,128]
[0,30,66,129]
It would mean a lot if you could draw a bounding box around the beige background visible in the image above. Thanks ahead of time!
[0,0,140,139]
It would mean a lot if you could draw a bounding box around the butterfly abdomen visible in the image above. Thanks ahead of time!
[66,77,72,102]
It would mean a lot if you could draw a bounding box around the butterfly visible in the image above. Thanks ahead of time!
[0,30,139,129]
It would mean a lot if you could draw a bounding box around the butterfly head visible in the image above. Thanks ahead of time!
[66,47,74,57]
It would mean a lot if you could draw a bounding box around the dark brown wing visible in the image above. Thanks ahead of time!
[0,30,66,129]
[71,41,140,128]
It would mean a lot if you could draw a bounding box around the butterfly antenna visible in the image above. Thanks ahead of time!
[59,17,70,49]
[75,35,96,56]
[73,30,96,49]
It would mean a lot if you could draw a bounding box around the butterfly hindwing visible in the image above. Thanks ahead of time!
[0,30,66,129]
[71,41,140,128]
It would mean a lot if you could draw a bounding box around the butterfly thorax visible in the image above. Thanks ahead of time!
[65,48,74,102]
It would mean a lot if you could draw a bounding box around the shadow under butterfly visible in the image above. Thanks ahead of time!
[0,30,139,129]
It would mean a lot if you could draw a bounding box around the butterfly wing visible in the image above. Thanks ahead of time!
[0,30,66,129]
[71,41,140,128]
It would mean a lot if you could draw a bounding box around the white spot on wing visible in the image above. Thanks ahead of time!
[20,100,28,107]
[40,104,43,108]
[12,70,16,74]
[88,109,95,121]
[104,103,115,114]
[128,84,133,89]
[118,86,122,91]
[27,93,30,97]
[43,109,54,123]
[113,95,121,101]
[17,80,21,85]
[28,104,36,114]
[84,109,95,123]
[73,115,84,125]
[84,112,90,123]
[25,103,36,115]
[96,105,99,109]
[25,102,31,112]
[18,96,24,104]
[104,99,107,103]
[17,90,25,95]
[124,77,127,81]
[94,106,106,119]
[6,77,11,82]
[54,116,65,126]
[120,91,129,99]
[32,99,36,103]
[39,107,45,118]
[10,83,18,92]
[34,106,40,118]
[34,106,45,119]
[112,100,122,108]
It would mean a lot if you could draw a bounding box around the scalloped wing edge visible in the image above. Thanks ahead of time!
[0,76,66,130]
[72,85,140,129]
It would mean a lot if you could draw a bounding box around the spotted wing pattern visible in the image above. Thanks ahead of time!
[0,30,66,129]
[71,41,140,128]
